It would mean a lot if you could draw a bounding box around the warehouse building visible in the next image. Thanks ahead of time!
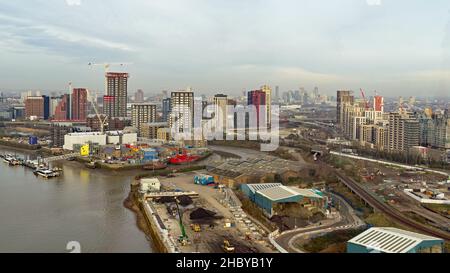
[63,131,137,151]
[347,227,444,253]
[241,183,325,217]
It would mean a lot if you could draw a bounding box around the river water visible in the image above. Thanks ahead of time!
[0,147,153,253]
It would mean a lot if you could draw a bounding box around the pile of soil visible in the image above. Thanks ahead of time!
[190,208,216,220]
[157,196,175,203]
[178,195,193,206]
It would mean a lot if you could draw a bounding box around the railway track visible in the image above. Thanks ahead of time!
[335,171,450,241]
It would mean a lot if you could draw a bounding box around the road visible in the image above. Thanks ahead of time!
[330,151,450,176]
[275,193,365,253]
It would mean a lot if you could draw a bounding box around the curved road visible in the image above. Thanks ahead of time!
[275,193,365,253]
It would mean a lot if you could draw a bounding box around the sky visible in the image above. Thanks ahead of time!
[1,0,450,97]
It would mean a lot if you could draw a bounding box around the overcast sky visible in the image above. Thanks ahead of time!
[1,0,450,97]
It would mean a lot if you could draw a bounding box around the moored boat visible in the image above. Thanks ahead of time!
[33,168,61,179]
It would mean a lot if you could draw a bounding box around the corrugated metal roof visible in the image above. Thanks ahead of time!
[256,185,323,202]
[246,183,282,194]
[348,227,443,253]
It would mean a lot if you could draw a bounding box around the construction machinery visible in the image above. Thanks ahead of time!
[190,223,201,232]
[174,198,188,245]
[359,88,370,110]
[88,62,132,94]
[223,240,235,253]
[85,88,108,134]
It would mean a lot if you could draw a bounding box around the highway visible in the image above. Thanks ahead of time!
[335,171,450,241]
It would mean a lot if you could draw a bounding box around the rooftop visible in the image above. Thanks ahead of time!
[348,227,443,253]
[257,185,323,201]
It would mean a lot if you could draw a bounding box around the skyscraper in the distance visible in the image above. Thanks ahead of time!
[71,88,88,121]
[53,94,71,121]
[162,98,172,122]
[103,72,129,118]
[248,90,267,129]
[135,89,144,103]
[275,86,279,102]
[25,96,44,119]
[213,94,228,133]
[260,85,272,128]
[337,90,354,126]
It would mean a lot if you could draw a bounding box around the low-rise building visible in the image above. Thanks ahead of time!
[140,178,161,192]
[347,227,444,253]
[63,131,137,151]
[241,183,325,217]
[141,122,168,139]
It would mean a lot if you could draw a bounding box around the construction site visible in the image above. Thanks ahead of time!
[135,172,275,253]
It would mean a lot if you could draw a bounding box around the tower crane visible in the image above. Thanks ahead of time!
[359,88,370,110]
[88,62,133,95]
[85,88,108,134]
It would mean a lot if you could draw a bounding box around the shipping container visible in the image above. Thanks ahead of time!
[28,136,38,145]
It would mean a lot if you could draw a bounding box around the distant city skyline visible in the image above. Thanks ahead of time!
[1,0,450,97]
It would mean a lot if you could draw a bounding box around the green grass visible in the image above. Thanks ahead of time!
[422,204,450,218]
[299,229,364,253]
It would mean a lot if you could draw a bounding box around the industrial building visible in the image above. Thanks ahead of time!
[63,131,137,151]
[207,155,303,188]
[241,183,325,217]
[347,227,444,253]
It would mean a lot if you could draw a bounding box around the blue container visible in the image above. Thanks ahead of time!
[194,175,214,185]
[29,136,38,145]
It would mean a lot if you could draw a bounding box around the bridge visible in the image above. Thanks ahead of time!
[40,153,79,164]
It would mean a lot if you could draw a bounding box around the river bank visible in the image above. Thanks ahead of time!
[0,146,153,252]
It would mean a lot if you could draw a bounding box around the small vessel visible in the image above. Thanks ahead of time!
[9,159,22,166]
[2,154,14,163]
[169,153,200,165]
[85,161,97,169]
[33,168,61,179]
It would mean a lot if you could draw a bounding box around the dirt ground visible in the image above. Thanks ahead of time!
[156,172,274,253]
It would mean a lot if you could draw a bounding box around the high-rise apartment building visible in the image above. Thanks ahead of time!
[103,72,129,118]
[71,88,87,121]
[25,96,44,119]
[388,112,420,153]
[162,98,172,122]
[261,85,272,128]
[337,90,354,126]
[213,94,228,133]
[170,91,194,133]
[53,94,71,121]
[131,103,157,135]
[248,90,267,129]
[134,89,144,103]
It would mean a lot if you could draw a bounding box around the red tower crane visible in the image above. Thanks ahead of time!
[360,88,370,110]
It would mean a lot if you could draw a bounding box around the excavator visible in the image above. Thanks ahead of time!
[174,198,188,246]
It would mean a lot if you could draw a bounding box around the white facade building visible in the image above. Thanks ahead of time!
[63,131,137,151]
[140,178,161,192]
